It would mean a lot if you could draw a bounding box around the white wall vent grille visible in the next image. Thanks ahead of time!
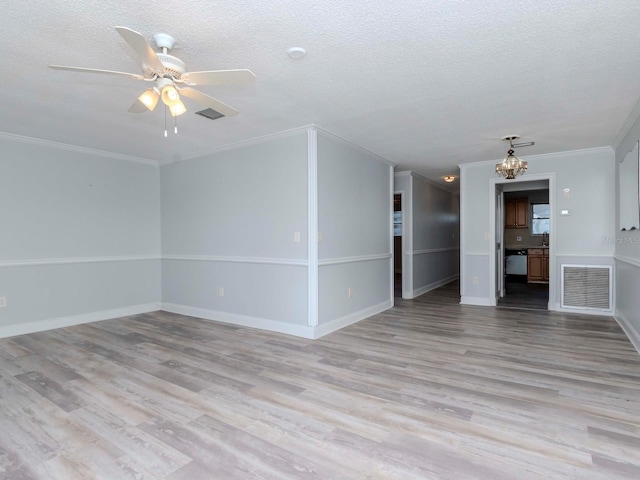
[561,264,612,311]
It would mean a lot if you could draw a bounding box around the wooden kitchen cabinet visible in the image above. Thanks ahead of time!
[527,248,549,283]
[505,199,528,229]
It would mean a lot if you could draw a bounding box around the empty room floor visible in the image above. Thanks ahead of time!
[1,282,639,479]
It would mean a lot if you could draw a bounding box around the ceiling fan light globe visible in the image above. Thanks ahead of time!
[161,85,180,106]
[138,89,159,111]
[169,99,187,117]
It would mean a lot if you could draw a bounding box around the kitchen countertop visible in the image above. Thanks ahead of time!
[505,245,549,250]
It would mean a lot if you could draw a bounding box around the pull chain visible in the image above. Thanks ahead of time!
[164,105,168,138]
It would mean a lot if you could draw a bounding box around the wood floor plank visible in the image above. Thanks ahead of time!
[1,280,639,479]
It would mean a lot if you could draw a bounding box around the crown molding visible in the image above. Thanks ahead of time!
[410,170,459,194]
[612,96,640,150]
[312,126,396,167]
[394,170,457,195]
[458,145,614,170]
[0,131,158,166]
[165,124,396,167]
[169,125,315,163]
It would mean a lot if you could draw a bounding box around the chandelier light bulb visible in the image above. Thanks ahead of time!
[496,149,528,179]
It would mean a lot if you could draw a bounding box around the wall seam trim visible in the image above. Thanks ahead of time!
[319,254,391,266]
[614,254,640,268]
[162,255,308,266]
[308,128,319,327]
[0,255,160,267]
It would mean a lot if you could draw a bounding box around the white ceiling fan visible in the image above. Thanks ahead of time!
[49,26,256,120]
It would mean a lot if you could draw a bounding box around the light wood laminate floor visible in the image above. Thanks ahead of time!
[1,281,639,479]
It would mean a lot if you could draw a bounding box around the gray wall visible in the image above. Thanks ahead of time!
[0,137,161,335]
[393,172,460,299]
[317,131,393,328]
[614,114,640,352]
[162,128,393,337]
[0,127,394,339]
[160,132,311,332]
[411,174,460,296]
[460,147,615,309]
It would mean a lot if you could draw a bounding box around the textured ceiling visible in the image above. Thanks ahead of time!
[3,1,640,190]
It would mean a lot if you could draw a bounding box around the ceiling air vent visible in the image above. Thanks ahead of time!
[195,108,224,120]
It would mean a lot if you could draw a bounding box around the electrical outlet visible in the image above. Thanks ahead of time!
[516,236,522,242]
[472,277,478,285]
[218,287,224,297]
[0,297,5,308]
[484,232,489,240]
[294,231,300,243]
[348,287,353,298]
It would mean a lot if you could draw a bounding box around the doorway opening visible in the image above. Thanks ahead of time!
[393,193,403,297]
[493,179,552,310]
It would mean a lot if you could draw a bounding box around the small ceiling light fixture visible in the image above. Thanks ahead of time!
[495,135,534,180]
[443,175,456,183]
[287,47,307,59]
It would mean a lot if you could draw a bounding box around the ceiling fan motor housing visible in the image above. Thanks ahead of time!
[155,53,186,78]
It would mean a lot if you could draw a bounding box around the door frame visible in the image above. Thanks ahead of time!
[489,173,556,309]
[495,186,505,298]
[394,190,410,298]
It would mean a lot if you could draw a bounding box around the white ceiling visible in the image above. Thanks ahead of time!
[3,1,640,191]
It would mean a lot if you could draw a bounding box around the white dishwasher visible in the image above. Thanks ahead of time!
[505,250,527,275]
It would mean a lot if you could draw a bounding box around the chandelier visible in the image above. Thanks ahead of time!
[495,135,534,179]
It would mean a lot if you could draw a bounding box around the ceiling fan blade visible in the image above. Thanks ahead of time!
[115,26,165,73]
[179,87,239,117]
[48,65,145,80]
[128,99,149,113]
[181,69,256,86]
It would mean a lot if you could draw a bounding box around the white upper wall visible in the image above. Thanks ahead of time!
[317,133,391,260]
[161,132,308,259]
[0,137,160,260]
[461,147,615,257]
[412,175,459,251]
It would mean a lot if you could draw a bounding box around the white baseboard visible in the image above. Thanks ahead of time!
[412,275,459,299]
[160,303,315,339]
[312,300,392,339]
[161,300,392,340]
[549,304,613,316]
[614,313,640,355]
[460,296,494,306]
[0,303,160,339]
[0,299,394,341]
